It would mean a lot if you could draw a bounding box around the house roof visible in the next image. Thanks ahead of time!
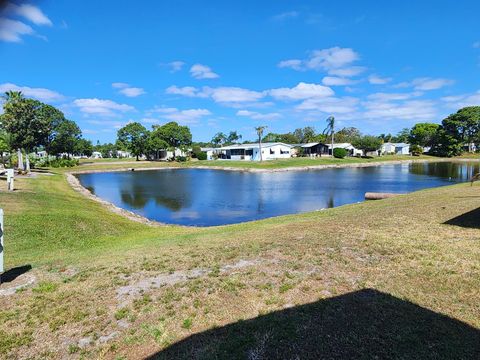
[383,142,410,147]
[297,142,327,148]
[326,143,356,149]
[220,142,294,150]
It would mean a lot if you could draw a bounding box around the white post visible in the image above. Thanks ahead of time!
[0,209,4,281]
[6,169,14,191]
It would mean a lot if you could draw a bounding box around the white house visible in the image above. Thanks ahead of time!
[200,147,219,160]
[91,151,102,159]
[326,143,362,156]
[116,150,132,158]
[381,142,410,155]
[219,142,293,161]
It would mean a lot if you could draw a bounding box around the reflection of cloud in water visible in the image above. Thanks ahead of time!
[214,209,251,218]
[170,210,201,220]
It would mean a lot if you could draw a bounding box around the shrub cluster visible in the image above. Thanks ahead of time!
[333,147,348,159]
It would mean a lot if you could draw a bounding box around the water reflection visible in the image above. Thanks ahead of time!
[77,161,479,226]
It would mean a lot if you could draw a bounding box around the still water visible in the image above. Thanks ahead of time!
[77,161,479,226]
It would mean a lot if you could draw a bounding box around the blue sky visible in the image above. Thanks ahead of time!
[1,0,479,143]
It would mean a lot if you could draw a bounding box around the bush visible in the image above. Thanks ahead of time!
[333,147,348,159]
[176,156,188,162]
[37,158,79,168]
[196,151,207,160]
[410,144,423,156]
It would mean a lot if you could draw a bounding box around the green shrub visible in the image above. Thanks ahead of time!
[176,156,188,162]
[410,144,423,156]
[196,151,207,160]
[37,158,79,168]
[333,148,348,159]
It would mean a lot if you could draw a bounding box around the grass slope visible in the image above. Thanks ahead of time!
[0,165,478,359]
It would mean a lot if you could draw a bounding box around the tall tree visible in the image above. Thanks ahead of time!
[336,127,361,143]
[352,135,382,157]
[117,122,149,161]
[211,132,227,147]
[50,119,82,158]
[227,131,242,144]
[153,121,192,149]
[255,126,267,161]
[392,128,411,143]
[408,123,440,147]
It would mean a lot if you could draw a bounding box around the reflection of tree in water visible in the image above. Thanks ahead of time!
[120,181,149,209]
[409,162,479,181]
[119,170,192,211]
[327,192,334,208]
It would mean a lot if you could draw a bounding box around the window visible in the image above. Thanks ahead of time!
[270,148,275,154]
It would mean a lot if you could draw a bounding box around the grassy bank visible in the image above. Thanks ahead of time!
[0,167,479,359]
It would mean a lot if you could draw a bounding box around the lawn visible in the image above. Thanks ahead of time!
[0,163,479,359]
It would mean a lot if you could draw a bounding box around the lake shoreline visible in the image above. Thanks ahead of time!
[66,157,478,227]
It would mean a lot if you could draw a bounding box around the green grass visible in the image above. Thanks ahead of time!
[0,163,479,358]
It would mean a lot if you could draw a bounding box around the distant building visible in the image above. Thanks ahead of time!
[218,142,293,161]
[326,143,362,156]
[92,151,102,159]
[296,143,329,157]
[381,142,410,155]
[116,150,132,158]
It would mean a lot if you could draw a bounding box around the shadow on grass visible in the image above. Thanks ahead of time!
[1,265,32,283]
[444,207,480,229]
[148,289,480,360]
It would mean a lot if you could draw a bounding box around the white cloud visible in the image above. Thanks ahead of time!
[236,110,281,120]
[111,82,145,97]
[322,76,356,86]
[441,90,480,108]
[363,99,437,120]
[279,47,360,72]
[190,64,219,79]
[328,66,366,77]
[296,96,359,114]
[269,82,334,100]
[206,86,265,103]
[394,77,454,91]
[0,82,64,101]
[73,98,135,115]
[411,77,454,91]
[367,92,421,101]
[150,106,212,124]
[169,61,185,72]
[0,17,33,42]
[5,3,52,26]
[368,74,392,85]
[272,11,299,21]
[165,85,208,98]
[278,59,303,71]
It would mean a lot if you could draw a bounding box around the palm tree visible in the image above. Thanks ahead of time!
[324,115,335,156]
[255,126,267,161]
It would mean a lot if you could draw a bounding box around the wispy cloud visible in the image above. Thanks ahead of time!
[0,3,52,42]
[190,64,219,79]
[73,98,135,116]
[149,106,212,124]
[5,2,53,26]
[112,82,146,97]
[0,17,33,42]
[0,82,64,101]
[368,74,392,85]
[322,76,356,86]
[269,82,334,100]
[279,47,360,73]
[394,77,454,91]
[236,110,281,120]
[272,11,299,21]
[166,85,208,98]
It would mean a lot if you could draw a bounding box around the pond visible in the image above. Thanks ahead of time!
[77,161,479,226]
